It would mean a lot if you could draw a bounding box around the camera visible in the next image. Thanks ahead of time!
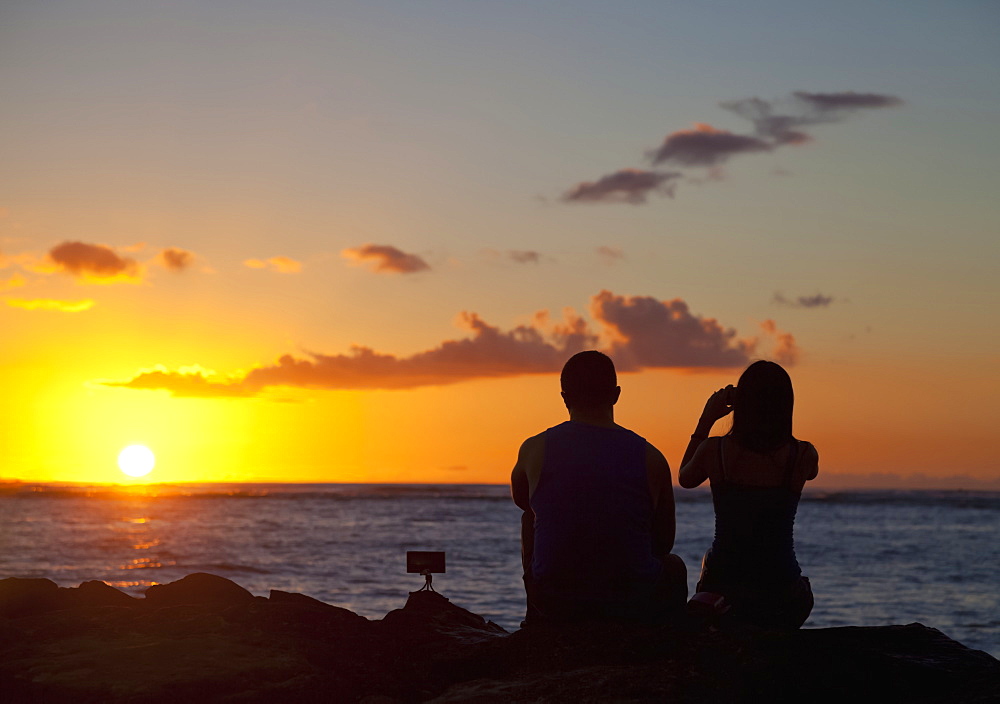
[406,551,446,575]
[721,385,736,406]
[407,551,445,592]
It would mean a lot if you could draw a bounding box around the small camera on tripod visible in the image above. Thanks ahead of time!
[406,551,446,591]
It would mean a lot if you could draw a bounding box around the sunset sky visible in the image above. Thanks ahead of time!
[2,0,998,487]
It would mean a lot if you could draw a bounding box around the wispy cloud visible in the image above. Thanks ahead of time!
[596,246,624,264]
[793,90,903,111]
[341,244,430,274]
[562,89,903,205]
[562,169,682,204]
[773,291,835,308]
[100,365,252,398]
[6,298,95,312]
[508,250,541,264]
[721,91,904,144]
[482,249,548,265]
[102,291,798,397]
[243,256,302,273]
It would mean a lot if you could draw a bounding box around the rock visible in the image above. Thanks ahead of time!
[143,571,256,607]
[269,588,361,615]
[382,589,507,646]
[0,578,138,619]
[0,577,63,618]
[65,580,138,609]
[433,621,1000,703]
[0,573,997,703]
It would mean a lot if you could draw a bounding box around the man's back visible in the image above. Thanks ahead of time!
[531,420,662,594]
[511,351,686,624]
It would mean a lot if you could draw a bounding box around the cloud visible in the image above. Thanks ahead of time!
[792,91,904,112]
[244,256,302,273]
[481,248,546,265]
[41,241,141,283]
[5,298,95,312]
[773,291,835,308]
[721,91,903,144]
[242,309,593,391]
[562,169,682,204]
[508,250,541,264]
[101,365,251,398]
[596,246,624,264]
[103,291,801,398]
[562,89,903,205]
[155,248,196,272]
[341,244,430,274]
[106,309,592,396]
[759,319,800,366]
[648,124,773,167]
[591,291,755,369]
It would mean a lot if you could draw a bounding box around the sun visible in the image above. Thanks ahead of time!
[118,445,156,478]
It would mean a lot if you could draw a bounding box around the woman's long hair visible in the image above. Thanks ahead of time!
[729,360,794,453]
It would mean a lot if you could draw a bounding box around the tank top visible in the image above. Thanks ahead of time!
[530,421,663,593]
[708,438,802,588]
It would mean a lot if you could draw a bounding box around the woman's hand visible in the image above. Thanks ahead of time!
[681,385,734,481]
[699,385,735,425]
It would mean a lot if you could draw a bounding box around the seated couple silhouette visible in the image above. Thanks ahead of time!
[511,351,818,629]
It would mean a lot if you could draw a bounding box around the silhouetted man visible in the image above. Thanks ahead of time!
[511,350,687,624]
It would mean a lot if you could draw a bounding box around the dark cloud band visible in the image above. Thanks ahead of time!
[102,291,798,397]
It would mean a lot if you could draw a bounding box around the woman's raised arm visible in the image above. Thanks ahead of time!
[678,386,735,488]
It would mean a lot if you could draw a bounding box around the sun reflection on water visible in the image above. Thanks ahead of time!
[107,580,159,590]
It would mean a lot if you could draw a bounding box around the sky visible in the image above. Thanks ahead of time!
[2,0,998,487]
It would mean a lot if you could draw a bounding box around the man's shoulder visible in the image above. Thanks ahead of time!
[516,430,548,462]
[643,440,670,471]
[520,431,547,449]
[611,422,655,446]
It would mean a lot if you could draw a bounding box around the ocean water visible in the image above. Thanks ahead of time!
[0,483,997,657]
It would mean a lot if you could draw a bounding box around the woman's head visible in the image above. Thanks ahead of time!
[731,360,794,452]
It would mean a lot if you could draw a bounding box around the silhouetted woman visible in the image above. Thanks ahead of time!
[679,360,818,628]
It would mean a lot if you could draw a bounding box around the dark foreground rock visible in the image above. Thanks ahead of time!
[0,574,997,703]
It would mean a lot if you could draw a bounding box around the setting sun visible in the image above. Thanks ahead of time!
[118,445,155,478]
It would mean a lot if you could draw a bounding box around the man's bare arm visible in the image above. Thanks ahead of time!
[511,434,545,577]
[646,442,676,557]
[511,433,544,510]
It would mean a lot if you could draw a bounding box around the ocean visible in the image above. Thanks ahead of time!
[1,483,997,657]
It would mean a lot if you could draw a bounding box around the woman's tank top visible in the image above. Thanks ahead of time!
[708,438,802,588]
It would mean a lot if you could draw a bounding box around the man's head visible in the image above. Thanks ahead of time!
[560,351,621,411]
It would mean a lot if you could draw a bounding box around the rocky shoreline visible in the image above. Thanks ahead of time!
[1,573,997,703]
